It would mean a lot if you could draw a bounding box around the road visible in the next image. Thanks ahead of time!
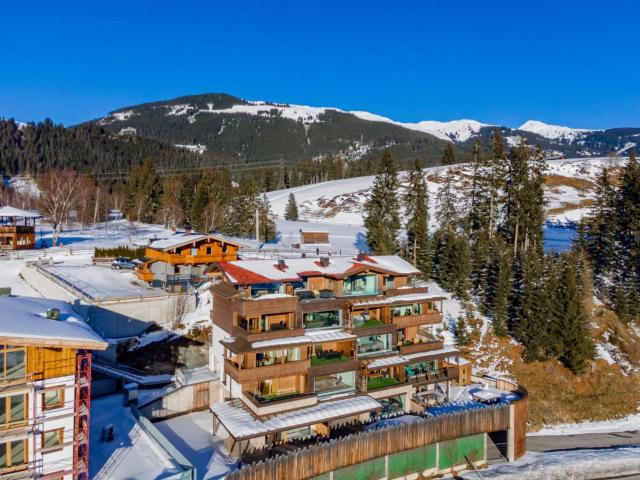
[484,430,640,479]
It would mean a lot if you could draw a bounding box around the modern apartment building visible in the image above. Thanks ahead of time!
[209,255,467,454]
[0,295,107,480]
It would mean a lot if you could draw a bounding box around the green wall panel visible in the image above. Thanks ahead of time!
[388,444,436,478]
[334,457,385,480]
[438,434,485,470]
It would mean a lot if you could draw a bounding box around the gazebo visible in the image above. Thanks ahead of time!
[0,206,40,250]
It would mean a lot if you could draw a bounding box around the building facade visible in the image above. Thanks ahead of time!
[0,207,39,251]
[135,233,242,291]
[209,255,468,453]
[0,296,107,480]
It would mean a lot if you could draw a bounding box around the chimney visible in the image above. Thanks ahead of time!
[301,253,306,258]
[319,257,330,267]
[184,224,193,235]
[357,252,366,262]
[277,259,287,270]
[46,308,61,321]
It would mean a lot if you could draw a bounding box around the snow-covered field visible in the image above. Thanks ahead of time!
[529,414,640,436]
[455,446,640,480]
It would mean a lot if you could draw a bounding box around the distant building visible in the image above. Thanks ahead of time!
[298,228,330,246]
[135,233,243,291]
[208,254,468,454]
[0,294,107,479]
[0,206,40,250]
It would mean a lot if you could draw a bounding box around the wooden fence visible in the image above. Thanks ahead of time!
[226,404,512,480]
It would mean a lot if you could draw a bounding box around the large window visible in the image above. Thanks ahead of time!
[0,439,27,471]
[314,371,356,397]
[250,283,284,297]
[0,394,27,427]
[303,310,341,329]
[343,274,378,296]
[255,348,301,367]
[392,303,423,317]
[357,334,392,356]
[0,346,26,381]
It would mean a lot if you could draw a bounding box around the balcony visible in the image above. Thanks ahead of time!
[405,366,458,385]
[367,376,403,391]
[231,294,298,318]
[0,373,31,388]
[391,311,441,329]
[224,358,310,383]
[398,337,444,355]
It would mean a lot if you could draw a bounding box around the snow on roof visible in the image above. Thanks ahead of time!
[304,329,356,343]
[211,396,382,440]
[351,292,439,308]
[252,293,294,300]
[0,206,40,218]
[402,345,459,362]
[299,228,330,234]
[251,335,311,350]
[366,355,407,369]
[219,255,420,285]
[149,233,244,251]
[0,296,106,349]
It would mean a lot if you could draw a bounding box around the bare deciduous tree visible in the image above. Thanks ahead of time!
[38,170,81,247]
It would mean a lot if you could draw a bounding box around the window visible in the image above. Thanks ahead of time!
[42,389,65,411]
[41,429,63,451]
[0,439,27,470]
[303,310,341,329]
[314,371,356,397]
[392,303,423,317]
[0,394,27,427]
[356,334,392,356]
[343,274,378,296]
[0,346,26,380]
[206,246,212,255]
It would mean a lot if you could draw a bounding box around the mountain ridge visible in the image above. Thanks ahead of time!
[89,92,640,164]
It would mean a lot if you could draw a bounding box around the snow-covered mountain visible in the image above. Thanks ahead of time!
[518,120,593,141]
[92,93,640,164]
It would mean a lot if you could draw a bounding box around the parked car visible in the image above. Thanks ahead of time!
[111,257,136,270]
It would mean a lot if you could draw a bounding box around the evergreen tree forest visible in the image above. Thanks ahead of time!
[363,137,599,374]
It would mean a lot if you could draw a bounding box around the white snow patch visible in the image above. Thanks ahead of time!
[519,120,593,141]
[175,143,207,155]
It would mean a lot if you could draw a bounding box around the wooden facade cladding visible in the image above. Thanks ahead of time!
[398,339,445,355]
[145,239,239,266]
[0,225,36,250]
[233,327,305,343]
[225,358,311,383]
[27,346,76,380]
[391,312,441,329]
[231,295,298,318]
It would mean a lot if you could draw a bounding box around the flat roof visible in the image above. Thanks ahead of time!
[211,395,381,440]
[0,296,107,349]
[40,264,169,302]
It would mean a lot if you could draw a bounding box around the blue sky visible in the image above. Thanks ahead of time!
[1,1,639,128]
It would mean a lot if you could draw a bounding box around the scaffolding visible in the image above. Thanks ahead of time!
[73,351,92,480]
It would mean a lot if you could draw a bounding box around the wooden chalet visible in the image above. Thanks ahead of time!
[0,206,40,251]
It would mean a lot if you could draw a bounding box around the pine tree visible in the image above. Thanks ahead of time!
[441,142,456,165]
[257,195,277,243]
[487,129,507,236]
[404,159,432,277]
[221,180,260,239]
[436,168,459,230]
[123,159,162,223]
[284,192,299,221]
[363,150,401,254]
[455,313,470,347]
[555,254,595,373]
[485,236,512,337]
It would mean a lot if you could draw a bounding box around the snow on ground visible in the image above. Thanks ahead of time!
[155,410,235,480]
[529,413,640,436]
[455,446,640,479]
[91,394,184,480]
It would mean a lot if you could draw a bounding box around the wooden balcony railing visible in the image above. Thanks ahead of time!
[391,311,441,329]
[398,338,444,355]
[224,358,310,383]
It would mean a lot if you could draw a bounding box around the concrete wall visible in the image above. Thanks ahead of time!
[21,264,195,339]
[140,380,225,420]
